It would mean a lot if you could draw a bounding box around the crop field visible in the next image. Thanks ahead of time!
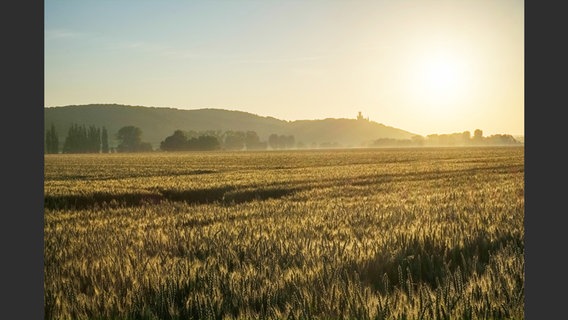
[44,146,524,319]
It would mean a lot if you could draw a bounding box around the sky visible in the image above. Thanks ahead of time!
[45,0,524,137]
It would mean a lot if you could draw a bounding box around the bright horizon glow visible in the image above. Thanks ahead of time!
[404,47,474,120]
[44,0,524,137]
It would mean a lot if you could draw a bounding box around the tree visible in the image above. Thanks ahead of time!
[190,135,221,151]
[161,130,222,151]
[201,130,223,142]
[116,126,146,152]
[45,123,59,154]
[462,131,471,145]
[283,135,295,149]
[87,125,101,153]
[45,124,51,154]
[63,124,89,153]
[268,134,295,149]
[245,131,267,150]
[60,123,108,153]
[160,130,188,151]
[473,129,484,145]
[101,127,109,153]
[411,135,425,146]
[224,131,245,150]
[268,134,280,150]
[485,134,520,145]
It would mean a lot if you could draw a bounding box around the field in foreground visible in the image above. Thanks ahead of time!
[44,147,524,319]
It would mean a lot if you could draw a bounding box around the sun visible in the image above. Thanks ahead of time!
[404,48,473,117]
[421,55,461,93]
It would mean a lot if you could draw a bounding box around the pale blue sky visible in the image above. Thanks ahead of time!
[45,0,524,136]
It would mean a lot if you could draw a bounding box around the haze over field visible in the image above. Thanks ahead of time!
[45,0,523,137]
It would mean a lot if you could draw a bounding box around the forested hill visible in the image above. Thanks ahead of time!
[44,104,417,149]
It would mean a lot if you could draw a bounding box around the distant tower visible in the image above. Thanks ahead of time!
[357,111,369,121]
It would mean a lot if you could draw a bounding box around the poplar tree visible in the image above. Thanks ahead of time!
[101,126,109,153]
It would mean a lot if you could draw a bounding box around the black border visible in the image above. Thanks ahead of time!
[3,0,44,318]
[524,0,564,318]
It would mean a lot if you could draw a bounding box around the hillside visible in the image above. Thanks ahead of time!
[44,104,418,149]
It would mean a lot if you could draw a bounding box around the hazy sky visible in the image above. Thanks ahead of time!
[45,0,524,136]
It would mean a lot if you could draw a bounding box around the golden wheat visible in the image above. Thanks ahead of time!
[44,147,524,319]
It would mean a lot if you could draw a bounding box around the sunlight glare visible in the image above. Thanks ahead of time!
[404,47,473,119]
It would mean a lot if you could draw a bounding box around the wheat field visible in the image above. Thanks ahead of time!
[44,146,524,319]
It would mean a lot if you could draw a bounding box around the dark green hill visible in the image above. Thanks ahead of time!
[44,104,418,149]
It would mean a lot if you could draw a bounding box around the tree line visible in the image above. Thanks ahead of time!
[46,124,522,154]
[45,123,110,154]
[370,129,522,147]
[45,124,150,154]
[160,130,296,151]
[45,124,298,153]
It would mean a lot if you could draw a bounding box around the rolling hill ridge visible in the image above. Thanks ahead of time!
[44,104,418,149]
